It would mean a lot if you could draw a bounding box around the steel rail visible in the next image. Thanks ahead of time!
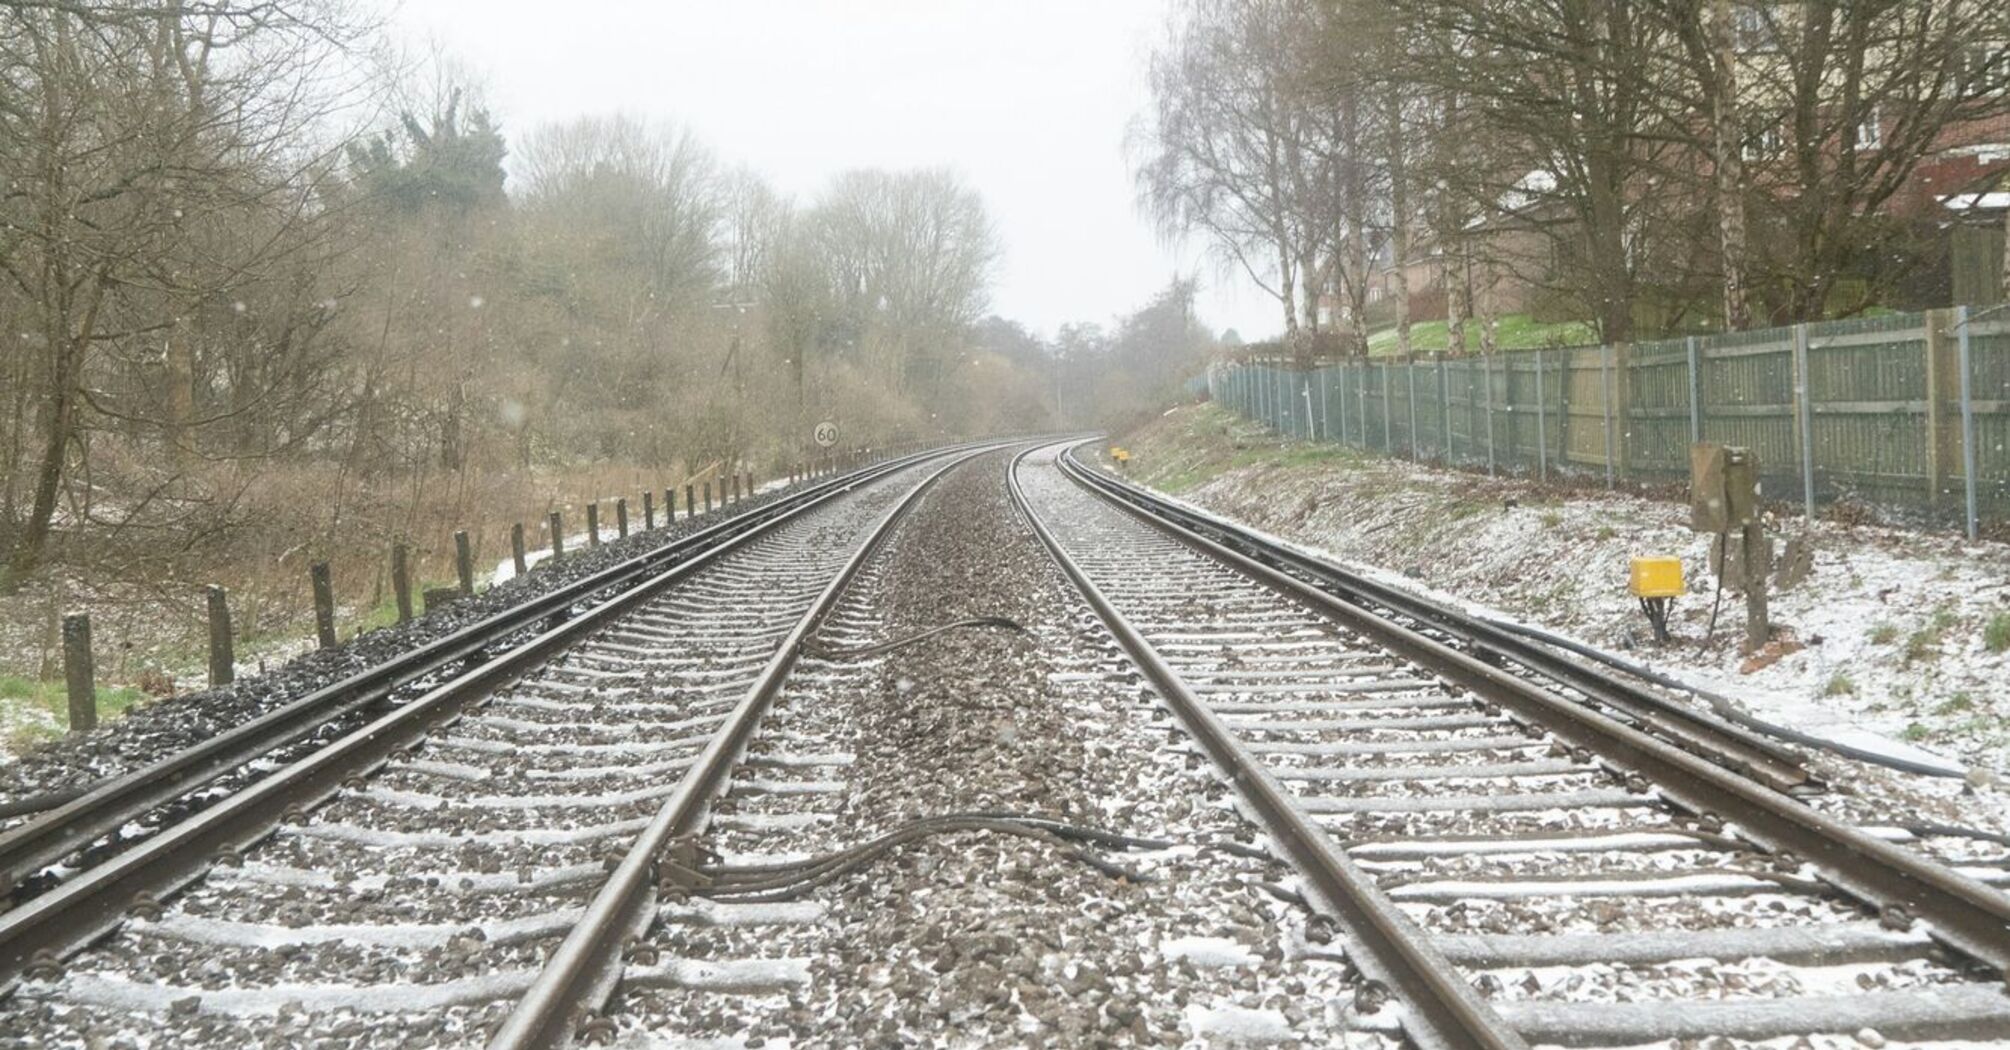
[1059,448,1814,792]
[0,446,979,992]
[1051,442,2010,975]
[1010,444,1528,1050]
[0,445,964,903]
[486,444,999,1050]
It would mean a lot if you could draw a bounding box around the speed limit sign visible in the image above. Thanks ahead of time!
[813,421,839,448]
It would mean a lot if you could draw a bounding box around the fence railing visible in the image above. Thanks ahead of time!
[1207,306,2010,538]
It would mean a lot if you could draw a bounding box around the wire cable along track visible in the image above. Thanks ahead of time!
[0,445,999,1047]
[1011,440,2010,1049]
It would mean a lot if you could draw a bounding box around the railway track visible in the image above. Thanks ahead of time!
[1011,440,2010,1049]
[0,444,993,1047]
[6,436,2007,1049]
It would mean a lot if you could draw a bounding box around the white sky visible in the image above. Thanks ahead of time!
[384,0,1280,342]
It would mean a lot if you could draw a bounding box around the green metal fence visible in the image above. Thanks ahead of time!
[1207,307,2010,537]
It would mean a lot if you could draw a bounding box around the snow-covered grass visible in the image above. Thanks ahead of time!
[1120,404,2010,778]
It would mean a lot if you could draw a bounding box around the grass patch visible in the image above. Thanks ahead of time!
[0,674,147,750]
[1822,673,1855,697]
[1868,623,1898,645]
[1900,722,1932,742]
[1540,510,1563,529]
[1935,692,1975,716]
[1903,607,1960,666]
[1985,612,2010,654]
[346,579,457,640]
[1365,314,1598,356]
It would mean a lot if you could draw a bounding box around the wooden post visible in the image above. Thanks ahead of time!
[665,488,676,525]
[206,584,234,686]
[586,502,601,547]
[391,543,413,624]
[1742,521,1771,651]
[616,498,629,538]
[684,484,695,520]
[310,562,337,649]
[703,481,713,514]
[510,523,528,578]
[643,491,655,530]
[731,474,741,504]
[549,512,565,563]
[454,530,475,596]
[63,612,95,734]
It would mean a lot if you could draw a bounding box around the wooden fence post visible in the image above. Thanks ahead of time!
[643,491,655,530]
[586,503,601,547]
[454,530,475,596]
[391,543,413,624]
[206,584,234,687]
[510,523,528,578]
[703,481,713,514]
[311,562,337,648]
[616,498,629,538]
[665,487,676,525]
[549,512,565,563]
[685,484,695,520]
[63,612,95,734]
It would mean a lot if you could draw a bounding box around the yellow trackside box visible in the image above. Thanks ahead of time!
[1628,557,1685,599]
[1111,447,1132,463]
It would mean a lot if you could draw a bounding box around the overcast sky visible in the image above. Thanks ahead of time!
[384,0,1280,342]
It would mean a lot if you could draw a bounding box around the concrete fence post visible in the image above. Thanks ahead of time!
[643,491,655,531]
[510,524,528,579]
[63,612,94,734]
[206,584,233,687]
[391,543,413,624]
[454,530,475,596]
[703,481,713,514]
[586,503,601,547]
[685,484,695,520]
[549,512,565,563]
[311,562,337,649]
[616,498,629,538]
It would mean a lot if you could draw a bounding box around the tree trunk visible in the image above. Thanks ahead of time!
[1388,95,1413,358]
[164,325,197,472]
[1341,95,1372,357]
[1446,237,1470,355]
[1706,0,1752,330]
[1,355,79,594]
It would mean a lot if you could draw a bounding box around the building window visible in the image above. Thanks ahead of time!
[1734,5,1773,52]
[1742,123,1783,162]
[1855,105,1882,151]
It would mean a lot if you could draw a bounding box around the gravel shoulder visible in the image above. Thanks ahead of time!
[620,448,1390,1047]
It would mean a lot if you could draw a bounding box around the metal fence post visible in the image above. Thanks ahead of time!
[1438,355,1452,461]
[1602,346,1616,490]
[1318,369,1330,442]
[1957,306,1980,540]
[1407,360,1420,460]
[1357,364,1368,446]
[1686,335,1703,445]
[1535,350,1549,481]
[1793,323,1816,521]
[1485,353,1497,476]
